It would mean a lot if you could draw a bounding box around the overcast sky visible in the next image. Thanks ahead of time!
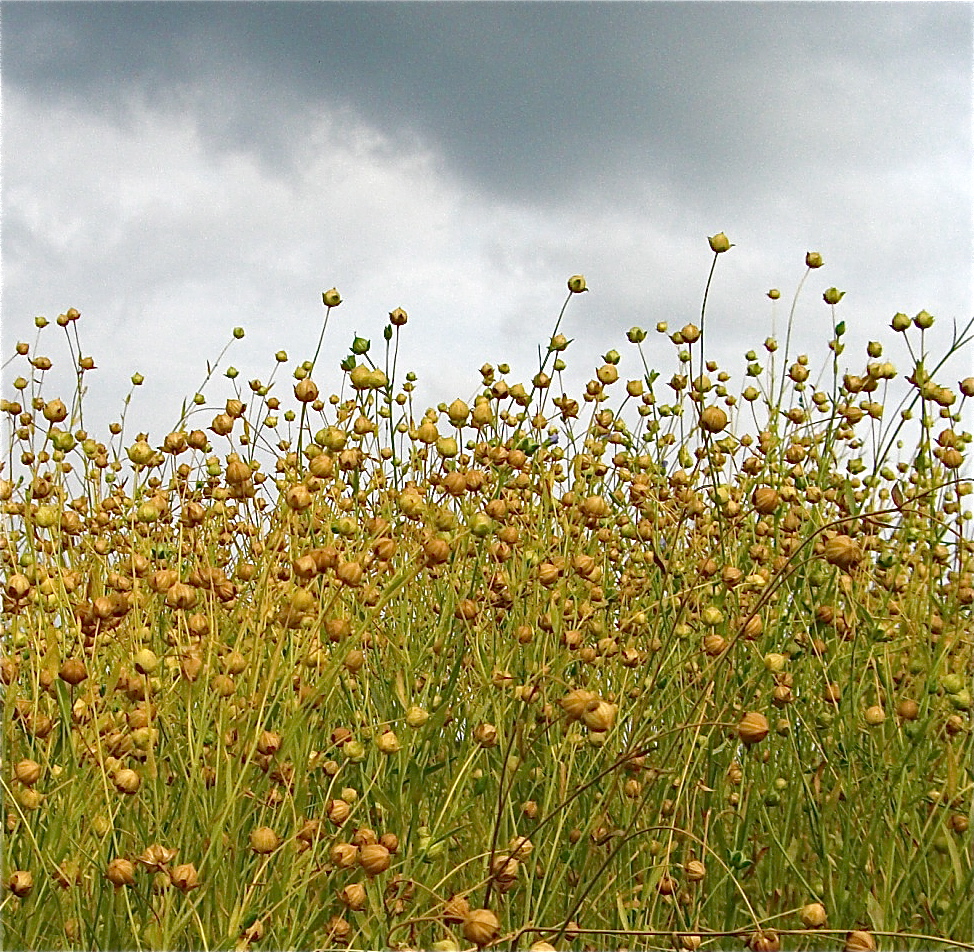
[3,2,972,447]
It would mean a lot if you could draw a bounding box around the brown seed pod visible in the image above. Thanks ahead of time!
[581,700,616,733]
[136,844,177,870]
[747,930,780,952]
[104,858,136,888]
[752,487,780,515]
[559,689,599,720]
[13,759,41,786]
[823,534,863,571]
[7,869,33,897]
[327,798,352,825]
[170,863,200,892]
[462,908,501,947]
[700,406,728,433]
[474,722,498,747]
[843,930,876,952]
[59,659,88,686]
[489,853,519,884]
[329,843,358,869]
[896,698,919,720]
[737,712,770,746]
[324,915,351,945]
[294,378,319,403]
[443,893,471,924]
[338,881,368,911]
[357,843,391,876]
[800,902,827,928]
[249,826,279,854]
[257,730,282,756]
[113,768,141,795]
[376,730,401,754]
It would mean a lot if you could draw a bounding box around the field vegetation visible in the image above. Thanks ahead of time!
[2,237,972,950]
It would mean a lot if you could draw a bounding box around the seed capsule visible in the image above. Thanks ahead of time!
[338,882,368,910]
[249,826,279,854]
[559,689,599,720]
[700,406,728,433]
[752,487,780,515]
[13,759,41,786]
[462,908,501,947]
[800,902,827,928]
[823,534,863,571]
[105,858,136,888]
[59,659,88,686]
[737,712,770,746]
[844,931,876,952]
[170,863,200,892]
[7,869,33,897]
[358,843,391,876]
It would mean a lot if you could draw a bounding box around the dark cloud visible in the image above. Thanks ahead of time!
[6,2,970,208]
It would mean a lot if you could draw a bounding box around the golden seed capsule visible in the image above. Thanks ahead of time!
[249,826,279,854]
[800,902,827,928]
[105,858,136,888]
[737,712,770,746]
[462,908,501,947]
[358,843,391,876]
[843,930,876,952]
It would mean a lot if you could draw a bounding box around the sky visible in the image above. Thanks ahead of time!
[2,2,972,450]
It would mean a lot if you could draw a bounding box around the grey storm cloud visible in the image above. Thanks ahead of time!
[6,2,969,206]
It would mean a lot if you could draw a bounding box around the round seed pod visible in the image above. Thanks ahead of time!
[747,930,780,952]
[105,858,136,888]
[843,931,876,952]
[338,882,367,911]
[896,699,919,720]
[327,798,352,825]
[559,689,599,720]
[443,894,471,924]
[864,706,885,726]
[136,844,177,870]
[800,902,827,928]
[752,487,780,515]
[474,723,498,748]
[249,826,279,854]
[581,700,616,733]
[13,759,41,786]
[113,768,141,795]
[489,854,519,884]
[703,633,727,656]
[170,863,200,892]
[329,843,358,869]
[462,908,501,947]
[824,535,863,571]
[257,730,282,756]
[376,730,401,754]
[737,712,770,746]
[59,659,88,686]
[684,859,706,882]
[294,378,319,403]
[324,915,351,944]
[7,870,33,897]
[358,843,391,876]
[700,406,728,433]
